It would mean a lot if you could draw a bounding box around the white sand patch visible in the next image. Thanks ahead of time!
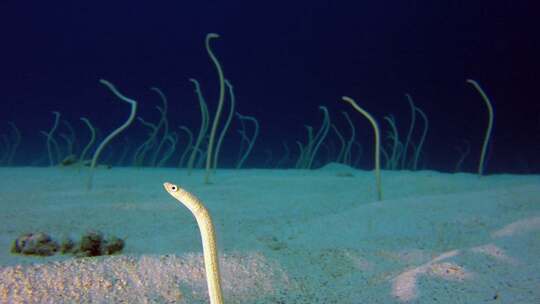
[392,266,424,302]
[426,262,471,281]
[392,250,467,301]
[491,216,540,238]
[0,252,289,303]
[470,243,519,264]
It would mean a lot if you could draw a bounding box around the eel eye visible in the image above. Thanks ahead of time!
[170,185,178,192]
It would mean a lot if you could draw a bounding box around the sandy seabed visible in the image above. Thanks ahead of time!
[0,165,539,303]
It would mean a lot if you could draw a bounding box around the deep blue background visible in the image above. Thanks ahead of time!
[1,1,539,172]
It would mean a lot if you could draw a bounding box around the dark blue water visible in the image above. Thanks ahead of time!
[1,1,539,173]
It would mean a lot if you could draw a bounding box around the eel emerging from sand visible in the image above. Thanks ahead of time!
[163,182,224,304]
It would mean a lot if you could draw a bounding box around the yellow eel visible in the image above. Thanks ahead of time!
[163,182,224,304]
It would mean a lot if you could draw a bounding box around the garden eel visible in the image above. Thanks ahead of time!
[163,182,224,304]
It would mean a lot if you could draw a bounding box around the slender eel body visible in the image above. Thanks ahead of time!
[163,182,224,304]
